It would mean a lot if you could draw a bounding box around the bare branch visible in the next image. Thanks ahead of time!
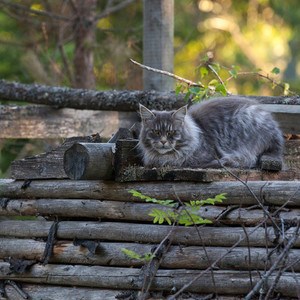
[130,59,204,87]
[244,221,300,300]
[95,0,138,20]
[0,0,72,22]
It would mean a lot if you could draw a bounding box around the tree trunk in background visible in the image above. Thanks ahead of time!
[73,0,97,89]
[143,0,174,91]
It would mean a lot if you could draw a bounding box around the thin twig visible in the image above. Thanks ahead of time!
[130,59,204,88]
[172,187,218,296]
[0,0,72,22]
[95,0,137,20]
[227,71,298,96]
[244,221,300,300]
[207,64,231,95]
[219,165,281,233]
[167,219,271,300]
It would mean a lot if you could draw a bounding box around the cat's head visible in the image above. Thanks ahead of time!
[139,104,188,155]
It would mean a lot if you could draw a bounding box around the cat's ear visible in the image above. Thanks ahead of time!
[172,105,187,122]
[139,104,155,123]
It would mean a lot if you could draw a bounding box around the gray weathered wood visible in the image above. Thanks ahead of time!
[1,238,300,271]
[0,105,134,138]
[1,179,299,207]
[259,104,300,134]
[0,262,299,296]
[1,199,300,226]
[0,220,285,247]
[2,284,124,300]
[10,135,101,180]
[143,0,174,91]
[63,143,115,180]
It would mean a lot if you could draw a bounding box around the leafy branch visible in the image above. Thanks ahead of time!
[128,189,226,226]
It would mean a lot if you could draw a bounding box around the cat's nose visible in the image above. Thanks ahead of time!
[160,139,167,145]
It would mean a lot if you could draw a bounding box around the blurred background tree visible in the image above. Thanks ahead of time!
[1,0,300,177]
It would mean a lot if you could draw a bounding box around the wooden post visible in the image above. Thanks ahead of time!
[143,0,174,91]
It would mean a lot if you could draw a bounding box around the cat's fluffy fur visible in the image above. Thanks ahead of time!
[138,97,284,169]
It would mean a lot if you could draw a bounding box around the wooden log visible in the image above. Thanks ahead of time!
[1,180,299,207]
[0,262,299,296]
[0,220,285,247]
[10,135,101,180]
[1,79,300,111]
[1,238,300,271]
[63,143,115,180]
[2,284,124,300]
[1,199,300,226]
[0,105,135,139]
[1,284,244,300]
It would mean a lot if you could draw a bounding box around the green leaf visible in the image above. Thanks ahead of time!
[199,66,209,78]
[271,67,280,75]
[208,79,219,86]
[215,83,227,96]
[175,84,183,95]
[189,86,201,94]
[229,69,238,78]
[121,248,142,260]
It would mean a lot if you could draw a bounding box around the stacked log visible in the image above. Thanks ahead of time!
[1,177,300,299]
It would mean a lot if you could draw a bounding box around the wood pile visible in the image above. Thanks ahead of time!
[0,88,300,299]
[0,134,300,299]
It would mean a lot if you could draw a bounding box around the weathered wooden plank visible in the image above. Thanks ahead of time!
[116,166,299,182]
[10,135,101,180]
[1,199,300,226]
[1,179,299,207]
[0,220,287,247]
[1,238,300,271]
[259,104,300,134]
[0,262,299,296]
[0,105,136,138]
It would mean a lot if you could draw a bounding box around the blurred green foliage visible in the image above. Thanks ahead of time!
[1,0,300,177]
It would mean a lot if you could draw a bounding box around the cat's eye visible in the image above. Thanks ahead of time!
[166,130,175,136]
[152,130,160,136]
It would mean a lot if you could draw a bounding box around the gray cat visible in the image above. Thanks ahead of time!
[138,97,284,169]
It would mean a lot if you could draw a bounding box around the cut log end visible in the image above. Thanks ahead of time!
[63,143,115,180]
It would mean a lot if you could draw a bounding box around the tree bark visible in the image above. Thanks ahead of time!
[1,199,300,227]
[0,262,299,296]
[73,0,97,89]
[1,179,299,207]
[2,284,123,300]
[0,220,283,247]
[1,80,300,111]
[1,238,300,271]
